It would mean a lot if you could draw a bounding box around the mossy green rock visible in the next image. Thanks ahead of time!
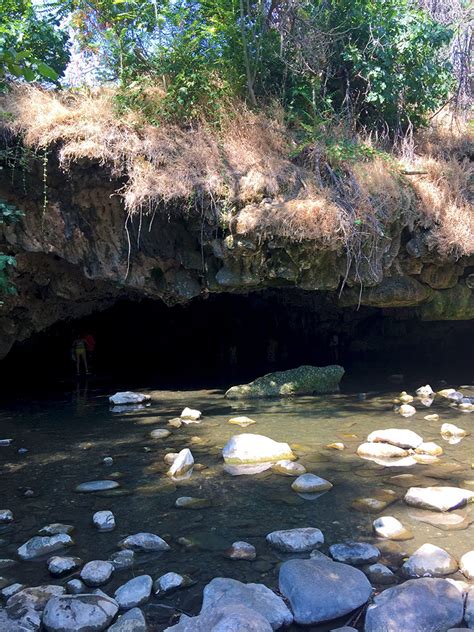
[225,365,344,399]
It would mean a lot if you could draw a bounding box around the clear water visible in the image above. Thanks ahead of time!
[0,383,473,630]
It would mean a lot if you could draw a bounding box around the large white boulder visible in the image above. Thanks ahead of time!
[222,434,294,464]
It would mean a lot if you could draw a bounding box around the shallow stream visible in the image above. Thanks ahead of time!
[1,381,473,630]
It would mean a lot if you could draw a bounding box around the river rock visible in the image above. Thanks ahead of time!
[404,486,474,512]
[373,516,412,540]
[425,413,440,421]
[417,385,434,397]
[1,583,25,601]
[114,575,152,610]
[291,473,333,493]
[75,480,120,493]
[80,561,114,587]
[399,404,416,417]
[175,497,211,509]
[398,392,414,403]
[460,551,474,580]
[120,533,170,552]
[164,603,273,631]
[222,434,294,464]
[228,416,256,427]
[224,541,256,560]
[357,443,409,459]
[38,524,74,536]
[109,392,150,405]
[0,510,13,523]
[466,586,474,628]
[109,550,135,570]
[17,534,74,560]
[154,572,187,594]
[279,557,372,625]
[440,423,467,438]
[364,577,464,632]
[48,556,82,577]
[364,563,397,585]
[66,579,85,595]
[266,527,324,552]
[367,429,423,449]
[415,442,443,456]
[167,448,194,478]
[7,585,65,613]
[352,489,399,513]
[271,460,306,476]
[402,543,458,578]
[408,508,472,531]
[329,542,380,565]
[180,408,201,422]
[225,365,344,399]
[42,593,119,632]
[201,577,293,629]
[92,510,116,532]
[108,608,146,632]
[150,429,171,440]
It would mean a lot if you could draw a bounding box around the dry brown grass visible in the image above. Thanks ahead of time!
[2,85,472,260]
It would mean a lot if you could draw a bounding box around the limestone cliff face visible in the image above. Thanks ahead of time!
[0,158,472,359]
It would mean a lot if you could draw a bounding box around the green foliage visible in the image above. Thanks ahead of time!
[0,0,69,87]
[0,198,23,299]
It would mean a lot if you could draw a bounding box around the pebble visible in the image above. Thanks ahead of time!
[114,575,152,610]
[66,579,85,594]
[228,416,256,427]
[223,541,257,560]
[401,543,458,578]
[329,542,380,565]
[75,480,120,492]
[373,516,413,540]
[150,429,171,439]
[48,556,82,577]
[266,527,324,552]
[291,473,333,494]
[425,414,440,421]
[103,457,114,466]
[120,532,170,552]
[93,510,116,532]
[154,572,187,594]
[80,560,114,586]
[0,510,13,523]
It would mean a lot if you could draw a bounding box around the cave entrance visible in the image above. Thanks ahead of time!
[2,290,473,392]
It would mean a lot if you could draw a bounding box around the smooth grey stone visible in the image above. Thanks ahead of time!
[266,527,324,552]
[329,542,380,566]
[114,576,152,610]
[47,556,82,577]
[404,487,474,512]
[154,572,186,594]
[109,550,135,570]
[80,561,114,587]
[465,586,474,628]
[66,579,85,595]
[0,510,13,523]
[0,583,25,601]
[92,511,116,532]
[38,524,74,536]
[42,593,119,631]
[7,585,65,628]
[164,603,273,631]
[0,558,17,569]
[108,608,147,631]
[279,558,372,625]
[364,563,397,585]
[120,533,170,552]
[17,534,74,560]
[75,481,120,493]
[200,577,293,629]
[401,544,458,578]
[365,578,464,632]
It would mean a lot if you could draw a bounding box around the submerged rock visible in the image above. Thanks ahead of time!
[120,532,170,552]
[404,486,474,512]
[279,557,372,625]
[109,392,150,405]
[291,473,333,493]
[225,365,344,399]
[114,575,152,610]
[0,510,13,523]
[266,527,324,552]
[415,442,443,456]
[38,524,74,536]
[164,603,273,631]
[75,480,120,493]
[357,443,409,459]
[108,608,146,632]
[17,534,74,560]
[154,572,189,595]
[223,541,257,560]
[364,563,397,585]
[228,416,256,427]
[42,593,119,632]
[109,550,135,570]
[408,509,472,531]
[48,556,82,577]
[175,496,211,509]
[351,489,399,513]
[364,578,464,632]
[401,543,458,578]
[329,542,380,566]
[149,429,171,439]
[272,460,306,476]
[440,423,467,438]
[222,433,294,464]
